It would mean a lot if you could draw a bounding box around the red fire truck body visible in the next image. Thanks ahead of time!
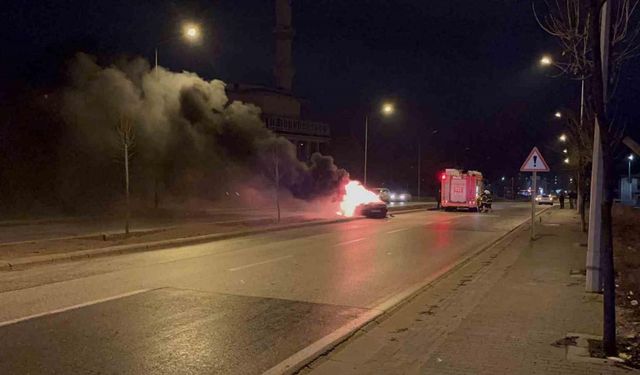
[440,169,483,211]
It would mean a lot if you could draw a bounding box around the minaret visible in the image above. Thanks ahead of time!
[274,0,295,92]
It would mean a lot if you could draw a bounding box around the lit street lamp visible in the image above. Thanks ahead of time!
[183,23,201,40]
[155,21,202,72]
[364,102,395,187]
[554,111,562,118]
[382,103,394,115]
[563,149,568,154]
[564,157,570,164]
[559,134,567,142]
[540,55,553,66]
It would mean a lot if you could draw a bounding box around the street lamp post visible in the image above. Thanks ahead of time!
[541,54,587,215]
[154,22,202,73]
[417,140,421,199]
[364,116,368,186]
[152,22,201,208]
[363,102,394,187]
[629,154,635,183]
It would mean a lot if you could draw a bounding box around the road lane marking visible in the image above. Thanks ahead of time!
[228,255,293,272]
[387,228,411,234]
[334,238,365,247]
[0,289,151,328]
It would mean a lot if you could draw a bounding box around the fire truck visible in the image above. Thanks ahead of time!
[439,169,484,211]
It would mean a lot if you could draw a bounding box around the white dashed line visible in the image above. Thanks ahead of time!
[387,228,411,234]
[335,238,365,246]
[228,255,293,272]
[0,289,151,328]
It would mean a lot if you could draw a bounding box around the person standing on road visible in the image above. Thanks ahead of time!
[559,191,565,209]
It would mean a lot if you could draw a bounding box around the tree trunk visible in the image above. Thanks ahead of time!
[588,0,615,356]
[579,167,588,233]
[154,175,159,209]
[124,142,130,235]
[601,152,616,356]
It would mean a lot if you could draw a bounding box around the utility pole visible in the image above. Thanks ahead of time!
[531,172,537,240]
[274,145,281,223]
[577,79,585,214]
[364,116,368,187]
[417,141,421,199]
[586,0,610,293]
[154,48,160,209]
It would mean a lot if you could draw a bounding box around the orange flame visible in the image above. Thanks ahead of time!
[337,180,382,217]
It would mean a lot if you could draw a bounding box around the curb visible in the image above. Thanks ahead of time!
[0,204,432,271]
[264,205,553,375]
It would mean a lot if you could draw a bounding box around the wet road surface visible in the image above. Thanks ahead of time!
[0,203,540,374]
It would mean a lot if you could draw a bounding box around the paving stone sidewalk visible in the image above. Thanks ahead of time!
[304,208,637,375]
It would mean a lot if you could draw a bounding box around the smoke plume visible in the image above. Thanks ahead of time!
[58,53,347,210]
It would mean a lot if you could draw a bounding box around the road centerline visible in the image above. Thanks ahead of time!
[334,238,365,247]
[387,228,411,234]
[228,255,293,272]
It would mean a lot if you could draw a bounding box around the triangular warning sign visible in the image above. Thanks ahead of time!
[520,147,550,172]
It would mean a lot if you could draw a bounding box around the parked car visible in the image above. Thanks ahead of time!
[535,194,554,205]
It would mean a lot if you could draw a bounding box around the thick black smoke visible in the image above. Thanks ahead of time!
[57,53,348,211]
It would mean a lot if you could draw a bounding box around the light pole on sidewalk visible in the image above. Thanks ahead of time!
[364,102,395,187]
[150,22,202,208]
[540,56,587,215]
[629,154,635,183]
[154,22,202,73]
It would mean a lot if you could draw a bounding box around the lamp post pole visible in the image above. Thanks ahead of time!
[417,141,421,199]
[364,116,369,187]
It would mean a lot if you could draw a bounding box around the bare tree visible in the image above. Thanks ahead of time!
[559,108,593,232]
[116,115,135,235]
[534,0,640,356]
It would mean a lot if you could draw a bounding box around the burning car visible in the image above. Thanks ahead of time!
[337,181,389,218]
[357,201,388,218]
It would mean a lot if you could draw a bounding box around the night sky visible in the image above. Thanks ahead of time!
[1,0,638,192]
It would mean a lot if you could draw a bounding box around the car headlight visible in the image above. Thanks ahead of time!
[390,194,396,199]
[535,197,540,201]
[399,194,406,200]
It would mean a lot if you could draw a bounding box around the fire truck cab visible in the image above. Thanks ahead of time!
[440,169,483,211]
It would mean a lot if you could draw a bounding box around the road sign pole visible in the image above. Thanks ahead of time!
[531,171,536,240]
[520,146,549,241]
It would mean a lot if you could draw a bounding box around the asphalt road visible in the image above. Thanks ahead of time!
[0,203,541,374]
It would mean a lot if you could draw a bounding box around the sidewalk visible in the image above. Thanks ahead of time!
[304,208,636,374]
